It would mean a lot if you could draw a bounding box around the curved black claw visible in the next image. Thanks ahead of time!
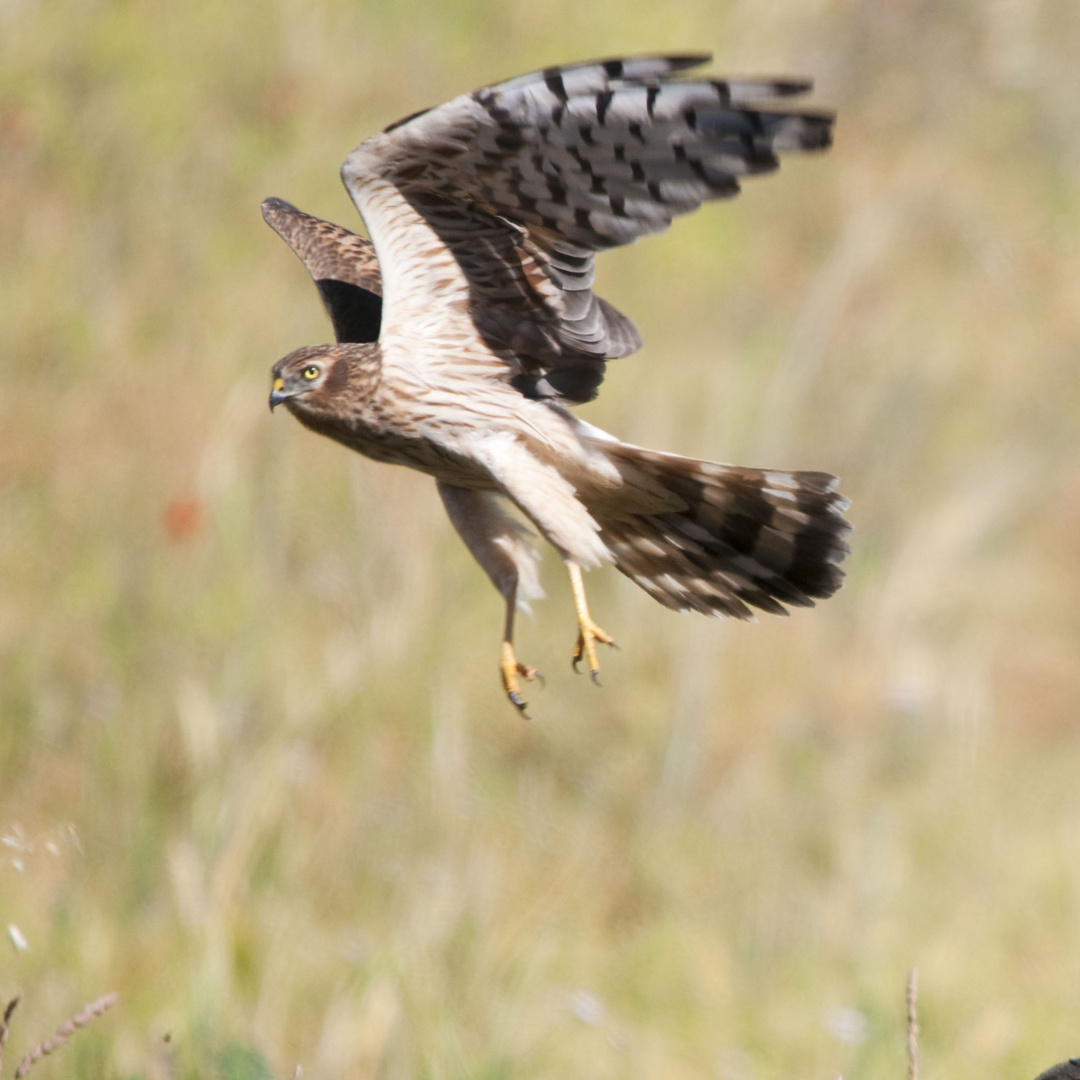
[572,640,618,673]
[508,690,530,719]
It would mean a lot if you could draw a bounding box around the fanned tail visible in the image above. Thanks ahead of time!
[590,442,851,619]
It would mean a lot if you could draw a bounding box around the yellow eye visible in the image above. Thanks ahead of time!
[301,364,321,381]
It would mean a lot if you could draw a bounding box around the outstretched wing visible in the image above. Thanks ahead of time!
[342,54,833,403]
[262,198,383,344]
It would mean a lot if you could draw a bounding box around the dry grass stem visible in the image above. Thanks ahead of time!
[0,998,19,1078]
[13,993,119,1079]
[906,967,919,1080]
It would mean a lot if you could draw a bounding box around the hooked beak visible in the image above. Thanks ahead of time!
[269,376,290,411]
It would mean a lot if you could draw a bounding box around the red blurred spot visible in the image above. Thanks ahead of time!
[0,102,39,153]
[259,75,302,124]
[164,497,203,542]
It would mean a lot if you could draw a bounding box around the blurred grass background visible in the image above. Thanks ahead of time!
[3,0,1080,1076]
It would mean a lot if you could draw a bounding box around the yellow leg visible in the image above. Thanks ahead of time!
[567,562,616,682]
[499,587,540,714]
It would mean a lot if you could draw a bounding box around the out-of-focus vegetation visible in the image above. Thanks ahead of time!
[3,0,1080,1076]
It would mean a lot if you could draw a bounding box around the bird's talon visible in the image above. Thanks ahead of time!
[500,642,538,714]
[571,617,615,680]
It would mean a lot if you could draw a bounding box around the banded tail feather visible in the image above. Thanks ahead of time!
[591,442,850,619]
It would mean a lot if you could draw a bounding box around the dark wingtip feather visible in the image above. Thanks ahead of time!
[651,53,714,74]
[559,53,713,79]
[788,112,835,152]
[759,78,815,97]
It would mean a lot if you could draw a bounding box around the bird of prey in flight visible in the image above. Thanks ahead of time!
[265,54,850,711]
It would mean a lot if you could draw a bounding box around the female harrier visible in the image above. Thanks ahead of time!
[265,54,850,711]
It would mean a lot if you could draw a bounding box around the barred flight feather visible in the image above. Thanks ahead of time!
[341,52,834,402]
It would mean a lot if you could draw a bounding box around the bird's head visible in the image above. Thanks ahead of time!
[269,344,354,412]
